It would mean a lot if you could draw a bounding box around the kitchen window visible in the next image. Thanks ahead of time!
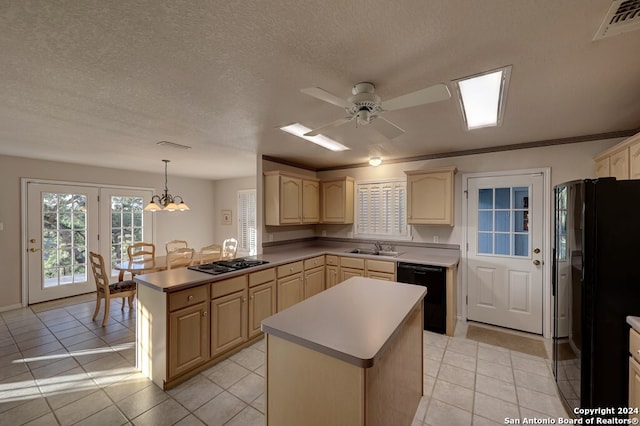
[237,189,257,256]
[355,180,408,239]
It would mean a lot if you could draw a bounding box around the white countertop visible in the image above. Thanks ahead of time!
[627,316,640,332]
[134,243,460,292]
[261,277,427,368]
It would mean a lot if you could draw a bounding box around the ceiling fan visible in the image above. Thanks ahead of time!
[300,81,451,139]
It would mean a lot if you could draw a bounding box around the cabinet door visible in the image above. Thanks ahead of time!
[302,180,319,224]
[594,157,611,178]
[406,169,455,225]
[326,265,339,288]
[280,176,302,224]
[249,280,276,339]
[211,289,248,357]
[321,180,345,223]
[610,149,629,180]
[304,266,325,299]
[339,267,364,282]
[630,357,640,422]
[630,141,640,180]
[277,273,303,311]
[169,302,209,379]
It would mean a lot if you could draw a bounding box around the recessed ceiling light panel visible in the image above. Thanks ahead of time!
[280,123,350,152]
[453,65,512,130]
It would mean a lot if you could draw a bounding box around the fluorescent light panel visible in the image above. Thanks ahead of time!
[280,123,349,152]
[454,66,511,130]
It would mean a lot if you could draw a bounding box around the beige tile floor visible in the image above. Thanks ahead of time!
[0,294,569,425]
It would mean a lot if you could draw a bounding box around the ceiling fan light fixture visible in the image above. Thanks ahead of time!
[453,65,511,130]
[369,156,382,167]
[280,123,350,152]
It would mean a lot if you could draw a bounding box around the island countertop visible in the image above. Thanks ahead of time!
[261,276,427,368]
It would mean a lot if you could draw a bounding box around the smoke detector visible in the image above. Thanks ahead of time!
[594,0,640,40]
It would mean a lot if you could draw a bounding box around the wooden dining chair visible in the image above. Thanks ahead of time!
[166,247,195,269]
[89,252,137,326]
[222,238,238,260]
[127,242,156,262]
[199,244,222,264]
[165,240,188,254]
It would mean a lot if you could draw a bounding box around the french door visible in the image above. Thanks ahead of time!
[466,172,545,334]
[25,182,152,304]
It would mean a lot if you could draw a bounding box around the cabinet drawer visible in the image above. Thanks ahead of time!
[277,261,303,278]
[631,329,640,363]
[211,275,247,299]
[249,268,276,287]
[340,256,365,269]
[169,285,208,312]
[325,255,338,266]
[304,255,325,270]
[366,259,395,273]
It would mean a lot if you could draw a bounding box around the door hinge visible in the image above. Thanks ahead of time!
[466,243,469,252]
[97,234,100,241]
[466,295,468,305]
[464,190,468,199]
[97,195,100,202]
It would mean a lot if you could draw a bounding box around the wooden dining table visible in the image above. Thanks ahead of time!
[114,256,168,281]
[115,253,202,280]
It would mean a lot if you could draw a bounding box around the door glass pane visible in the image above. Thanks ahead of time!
[42,192,88,288]
[110,196,145,274]
[476,186,530,257]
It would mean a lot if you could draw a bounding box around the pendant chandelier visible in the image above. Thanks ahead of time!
[144,160,190,212]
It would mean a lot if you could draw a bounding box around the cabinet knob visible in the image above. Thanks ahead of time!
[242,297,247,303]
[203,311,207,317]
[250,295,254,300]
[188,295,194,301]
[290,267,293,272]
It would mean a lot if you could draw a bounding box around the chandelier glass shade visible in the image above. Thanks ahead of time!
[144,160,190,212]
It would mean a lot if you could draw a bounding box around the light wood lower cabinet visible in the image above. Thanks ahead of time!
[629,328,640,422]
[365,259,395,281]
[277,261,304,311]
[211,289,248,358]
[304,266,325,299]
[248,268,277,339]
[168,302,209,379]
[326,265,339,288]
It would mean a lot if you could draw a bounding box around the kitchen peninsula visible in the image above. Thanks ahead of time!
[134,242,458,390]
[262,277,426,426]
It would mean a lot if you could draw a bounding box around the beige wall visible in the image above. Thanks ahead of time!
[0,154,219,310]
[214,176,257,251]
[315,138,622,245]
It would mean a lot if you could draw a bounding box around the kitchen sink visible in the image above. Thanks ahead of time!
[346,248,401,257]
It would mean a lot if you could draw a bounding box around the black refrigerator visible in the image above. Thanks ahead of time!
[553,178,640,414]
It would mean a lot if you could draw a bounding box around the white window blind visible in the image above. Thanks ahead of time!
[355,180,408,238]
[237,189,257,256]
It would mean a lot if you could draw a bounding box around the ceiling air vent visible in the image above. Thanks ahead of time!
[594,0,640,40]
[156,140,192,150]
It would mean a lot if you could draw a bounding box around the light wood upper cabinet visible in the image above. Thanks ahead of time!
[631,140,640,180]
[321,177,354,224]
[302,179,320,223]
[405,167,457,226]
[264,171,319,225]
[593,131,640,180]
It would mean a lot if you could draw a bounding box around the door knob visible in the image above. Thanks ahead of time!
[533,259,541,266]
[28,247,41,252]
[533,248,541,254]
[30,239,37,243]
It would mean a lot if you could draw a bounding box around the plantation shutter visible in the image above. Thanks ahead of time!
[237,189,257,255]
[355,181,407,237]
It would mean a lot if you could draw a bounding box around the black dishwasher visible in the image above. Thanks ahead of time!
[396,262,446,334]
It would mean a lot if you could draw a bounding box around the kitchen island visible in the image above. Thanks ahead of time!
[261,276,426,426]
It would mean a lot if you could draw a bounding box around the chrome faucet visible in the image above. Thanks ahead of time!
[373,241,383,253]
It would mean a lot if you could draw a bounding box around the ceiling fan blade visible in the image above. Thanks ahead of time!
[301,87,355,109]
[370,116,405,139]
[381,83,451,112]
[304,117,353,136]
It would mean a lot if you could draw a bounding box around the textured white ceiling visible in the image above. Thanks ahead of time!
[1,1,639,179]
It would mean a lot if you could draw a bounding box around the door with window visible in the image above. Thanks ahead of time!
[26,182,152,304]
[466,173,544,334]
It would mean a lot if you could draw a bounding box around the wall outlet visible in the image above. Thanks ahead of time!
[321,230,327,237]
[433,235,439,243]
[0,222,3,232]
[268,233,273,242]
